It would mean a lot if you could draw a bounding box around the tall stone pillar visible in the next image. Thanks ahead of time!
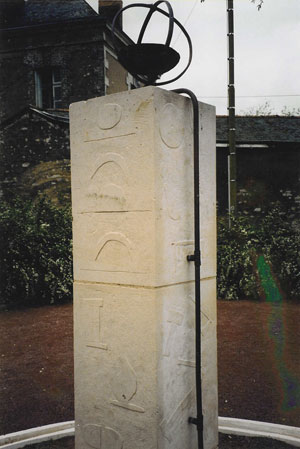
[70,86,217,449]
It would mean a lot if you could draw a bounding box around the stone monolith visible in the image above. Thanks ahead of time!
[70,86,218,449]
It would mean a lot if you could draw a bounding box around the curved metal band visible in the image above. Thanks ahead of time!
[111,2,193,87]
[111,3,149,53]
[149,6,193,86]
[137,1,174,48]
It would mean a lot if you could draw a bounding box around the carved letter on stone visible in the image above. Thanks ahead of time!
[110,357,145,413]
[163,309,184,357]
[178,359,196,368]
[201,309,213,337]
[98,104,122,130]
[177,295,195,367]
[163,185,181,221]
[83,299,108,350]
[95,232,134,273]
[177,296,213,367]
[87,153,128,211]
[159,103,184,148]
[83,424,123,449]
[160,388,195,443]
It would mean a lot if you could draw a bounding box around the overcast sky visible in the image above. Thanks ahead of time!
[88,0,300,115]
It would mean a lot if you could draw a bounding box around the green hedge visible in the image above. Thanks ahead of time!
[217,207,300,300]
[1,197,299,306]
[0,197,72,307]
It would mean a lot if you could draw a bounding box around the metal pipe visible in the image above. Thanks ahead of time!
[173,88,203,449]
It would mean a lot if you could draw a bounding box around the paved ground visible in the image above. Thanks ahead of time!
[0,303,74,434]
[218,300,300,428]
[219,433,297,448]
[1,300,300,447]
[25,438,74,449]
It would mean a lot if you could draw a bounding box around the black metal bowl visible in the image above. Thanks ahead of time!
[118,43,180,78]
[111,1,192,86]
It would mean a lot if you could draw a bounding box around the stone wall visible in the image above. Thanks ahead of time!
[0,16,107,199]
[0,12,138,201]
[0,110,69,198]
[0,18,106,122]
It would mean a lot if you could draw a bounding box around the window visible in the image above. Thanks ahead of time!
[35,67,62,109]
[126,72,139,90]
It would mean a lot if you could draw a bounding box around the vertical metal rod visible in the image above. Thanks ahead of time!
[227,154,231,228]
[227,0,237,216]
[173,88,203,449]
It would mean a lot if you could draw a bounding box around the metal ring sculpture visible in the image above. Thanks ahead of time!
[111,0,192,86]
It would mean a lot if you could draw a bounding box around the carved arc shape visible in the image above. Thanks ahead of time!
[88,154,128,210]
[90,153,129,182]
[95,232,134,272]
[98,103,122,130]
[159,103,184,148]
[83,423,123,449]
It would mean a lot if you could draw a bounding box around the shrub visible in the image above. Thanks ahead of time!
[0,197,72,307]
[259,207,300,300]
[217,214,260,300]
[217,207,300,300]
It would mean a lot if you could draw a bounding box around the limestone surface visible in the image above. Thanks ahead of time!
[70,86,217,449]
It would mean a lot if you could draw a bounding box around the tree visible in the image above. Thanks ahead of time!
[251,0,264,10]
[201,0,264,8]
[241,102,300,116]
[241,101,274,116]
[281,106,300,116]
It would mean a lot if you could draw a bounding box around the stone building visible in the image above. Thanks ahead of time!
[1,0,299,212]
[0,0,137,201]
[216,115,300,215]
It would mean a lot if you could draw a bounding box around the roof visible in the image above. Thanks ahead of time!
[0,0,97,29]
[0,106,69,128]
[3,107,300,146]
[216,116,300,144]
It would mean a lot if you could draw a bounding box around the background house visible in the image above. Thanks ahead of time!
[217,116,300,216]
[0,0,137,202]
[1,0,299,214]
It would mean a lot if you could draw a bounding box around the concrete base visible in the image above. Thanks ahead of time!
[0,422,74,449]
[3,418,300,449]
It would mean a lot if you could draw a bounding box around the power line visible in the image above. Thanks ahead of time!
[197,94,300,99]
[173,0,199,45]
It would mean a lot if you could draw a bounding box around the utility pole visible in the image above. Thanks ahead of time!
[227,0,237,216]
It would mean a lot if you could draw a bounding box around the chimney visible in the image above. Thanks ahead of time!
[98,0,122,26]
